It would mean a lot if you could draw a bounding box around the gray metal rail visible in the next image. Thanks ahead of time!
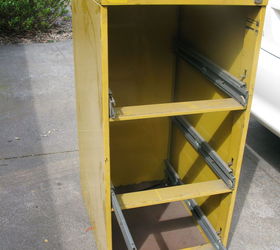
[175,42,248,106]
[165,160,227,250]
[173,116,235,189]
[111,186,137,250]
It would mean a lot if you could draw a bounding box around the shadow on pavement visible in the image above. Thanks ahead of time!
[228,115,280,247]
[246,115,280,171]
[0,44,63,249]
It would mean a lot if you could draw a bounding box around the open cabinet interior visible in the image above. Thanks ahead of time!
[108,5,261,249]
[72,1,266,249]
[109,5,256,183]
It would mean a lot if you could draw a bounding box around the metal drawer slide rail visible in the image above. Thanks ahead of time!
[165,160,227,250]
[173,116,235,189]
[175,41,248,106]
[109,89,116,119]
[111,185,137,250]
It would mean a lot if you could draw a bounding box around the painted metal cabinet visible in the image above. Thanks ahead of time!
[72,0,267,249]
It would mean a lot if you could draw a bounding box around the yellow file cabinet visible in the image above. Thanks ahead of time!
[72,0,267,249]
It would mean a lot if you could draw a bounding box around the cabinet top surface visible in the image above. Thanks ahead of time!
[98,0,267,6]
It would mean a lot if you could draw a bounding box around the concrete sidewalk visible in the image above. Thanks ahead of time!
[0,41,96,250]
[0,40,279,250]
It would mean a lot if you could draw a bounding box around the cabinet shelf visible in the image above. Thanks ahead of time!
[110,98,244,122]
[117,179,231,210]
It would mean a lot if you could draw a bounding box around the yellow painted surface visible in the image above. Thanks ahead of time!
[222,7,267,245]
[171,5,266,247]
[117,179,231,209]
[110,118,169,186]
[72,0,111,249]
[100,0,267,6]
[110,98,244,121]
[109,6,177,186]
[72,2,266,249]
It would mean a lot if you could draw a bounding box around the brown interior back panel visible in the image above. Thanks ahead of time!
[112,202,206,250]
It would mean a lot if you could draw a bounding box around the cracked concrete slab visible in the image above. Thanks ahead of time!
[0,152,96,250]
[0,41,77,159]
[0,41,95,250]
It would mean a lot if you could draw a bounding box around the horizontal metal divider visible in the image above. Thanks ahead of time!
[109,98,244,121]
[116,179,231,210]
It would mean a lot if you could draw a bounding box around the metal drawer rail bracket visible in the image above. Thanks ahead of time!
[173,116,235,189]
[109,89,116,119]
[175,42,248,106]
[165,160,227,250]
[111,185,137,250]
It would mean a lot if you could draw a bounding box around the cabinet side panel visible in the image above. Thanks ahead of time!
[72,1,111,249]
[223,6,266,245]
[171,6,266,246]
